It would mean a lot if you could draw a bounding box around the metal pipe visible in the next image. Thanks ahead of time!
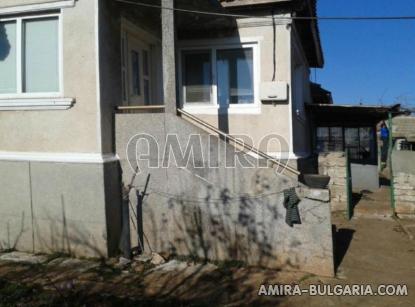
[388,111,396,216]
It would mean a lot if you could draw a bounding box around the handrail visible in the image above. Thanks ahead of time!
[177,108,300,176]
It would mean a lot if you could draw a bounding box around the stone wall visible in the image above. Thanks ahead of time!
[318,152,347,211]
[392,151,415,215]
[116,113,335,277]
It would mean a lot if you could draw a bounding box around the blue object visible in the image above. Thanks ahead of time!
[381,127,389,140]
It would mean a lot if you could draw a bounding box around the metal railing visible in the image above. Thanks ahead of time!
[177,108,300,176]
[114,105,300,176]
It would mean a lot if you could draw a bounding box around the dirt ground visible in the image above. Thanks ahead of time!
[0,213,414,306]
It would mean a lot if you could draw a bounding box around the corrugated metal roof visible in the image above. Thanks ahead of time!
[307,104,404,126]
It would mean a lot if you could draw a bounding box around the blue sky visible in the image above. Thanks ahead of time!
[316,0,415,107]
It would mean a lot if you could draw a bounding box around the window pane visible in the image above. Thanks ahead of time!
[359,127,375,161]
[122,71,127,101]
[345,128,360,160]
[131,50,140,95]
[329,127,343,151]
[317,127,329,152]
[183,51,211,103]
[144,79,150,105]
[217,48,254,105]
[23,17,59,93]
[143,50,149,77]
[0,21,17,94]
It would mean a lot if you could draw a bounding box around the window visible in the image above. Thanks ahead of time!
[143,50,150,105]
[121,33,127,102]
[217,48,254,106]
[0,15,60,96]
[182,50,212,104]
[131,50,140,95]
[0,21,17,94]
[180,44,258,112]
[316,126,376,164]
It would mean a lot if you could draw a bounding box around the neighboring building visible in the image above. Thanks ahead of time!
[309,103,402,209]
[392,115,415,151]
[0,0,336,275]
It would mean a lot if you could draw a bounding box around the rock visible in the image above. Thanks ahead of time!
[150,252,166,265]
[0,252,48,264]
[158,251,172,261]
[47,257,67,266]
[300,187,330,202]
[134,253,152,263]
[119,257,132,266]
[131,261,146,273]
[149,260,188,272]
[115,257,131,269]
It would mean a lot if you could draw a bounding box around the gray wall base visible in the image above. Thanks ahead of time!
[0,160,122,258]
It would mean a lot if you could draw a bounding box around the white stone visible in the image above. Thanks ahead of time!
[0,252,48,264]
[150,252,166,265]
[149,259,188,272]
[301,188,330,202]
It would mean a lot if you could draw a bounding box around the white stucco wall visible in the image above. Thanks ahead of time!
[0,0,100,154]
[0,3,314,158]
[177,16,313,159]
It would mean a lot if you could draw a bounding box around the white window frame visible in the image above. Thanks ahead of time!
[0,12,73,110]
[179,40,261,115]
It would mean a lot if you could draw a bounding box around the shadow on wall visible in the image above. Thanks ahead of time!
[0,23,11,60]
[165,192,283,267]
[128,178,307,271]
[0,194,107,259]
[0,212,26,252]
[32,195,107,259]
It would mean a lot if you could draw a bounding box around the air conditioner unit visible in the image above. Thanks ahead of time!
[260,82,288,103]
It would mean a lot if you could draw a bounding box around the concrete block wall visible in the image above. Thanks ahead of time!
[392,151,415,215]
[116,113,335,277]
[318,152,347,211]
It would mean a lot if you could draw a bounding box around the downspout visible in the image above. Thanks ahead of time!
[272,8,276,81]
[388,111,396,216]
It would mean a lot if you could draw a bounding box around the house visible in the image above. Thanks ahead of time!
[392,115,415,151]
[0,0,337,275]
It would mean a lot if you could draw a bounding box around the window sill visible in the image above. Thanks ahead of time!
[0,98,75,111]
[183,104,261,115]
